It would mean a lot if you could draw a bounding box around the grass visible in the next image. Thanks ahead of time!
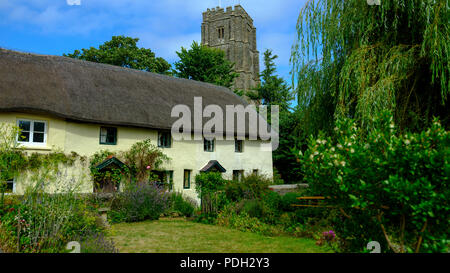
[109,218,331,253]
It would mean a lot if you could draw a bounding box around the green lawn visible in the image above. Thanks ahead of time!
[109,218,331,253]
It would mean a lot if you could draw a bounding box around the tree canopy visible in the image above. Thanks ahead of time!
[64,35,171,74]
[248,49,294,112]
[173,41,238,88]
[291,0,449,134]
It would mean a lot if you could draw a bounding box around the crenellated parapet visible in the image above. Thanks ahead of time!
[201,5,260,91]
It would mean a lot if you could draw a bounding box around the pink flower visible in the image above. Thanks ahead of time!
[146,165,151,170]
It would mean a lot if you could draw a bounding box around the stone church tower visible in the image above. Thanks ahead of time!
[201,5,260,91]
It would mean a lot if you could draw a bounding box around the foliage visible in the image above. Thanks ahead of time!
[216,204,280,236]
[64,35,171,74]
[88,139,169,187]
[224,173,272,201]
[89,150,128,191]
[108,183,169,223]
[272,110,305,184]
[167,192,197,217]
[291,0,449,134]
[247,49,294,112]
[280,192,304,212]
[194,172,227,198]
[72,230,119,253]
[0,124,26,207]
[0,123,80,207]
[0,187,102,253]
[121,139,170,183]
[243,50,297,184]
[173,41,239,88]
[299,111,449,252]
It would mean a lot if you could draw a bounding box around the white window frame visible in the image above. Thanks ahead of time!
[4,178,16,195]
[16,119,47,146]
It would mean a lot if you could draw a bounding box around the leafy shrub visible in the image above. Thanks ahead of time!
[299,112,450,252]
[195,172,227,198]
[89,150,128,191]
[263,191,282,211]
[167,192,196,217]
[241,199,264,218]
[280,192,304,212]
[225,174,272,201]
[108,183,169,223]
[121,139,170,182]
[195,172,229,215]
[217,204,280,236]
[0,192,101,253]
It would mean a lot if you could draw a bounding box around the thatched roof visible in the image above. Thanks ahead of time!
[0,48,260,135]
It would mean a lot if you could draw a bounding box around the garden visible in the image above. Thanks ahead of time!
[0,109,449,253]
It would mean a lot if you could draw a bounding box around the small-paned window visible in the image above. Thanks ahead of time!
[17,119,47,145]
[100,127,117,145]
[158,131,172,148]
[235,139,243,153]
[184,170,191,189]
[204,138,215,152]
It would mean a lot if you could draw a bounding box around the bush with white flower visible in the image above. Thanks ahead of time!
[299,111,449,253]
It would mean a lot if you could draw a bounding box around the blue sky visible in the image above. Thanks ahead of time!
[0,0,306,84]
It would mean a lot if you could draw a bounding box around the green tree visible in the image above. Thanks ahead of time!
[248,49,294,112]
[64,35,171,74]
[173,41,238,88]
[246,49,297,183]
[291,0,449,134]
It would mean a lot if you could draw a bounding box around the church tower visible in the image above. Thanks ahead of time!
[201,5,260,91]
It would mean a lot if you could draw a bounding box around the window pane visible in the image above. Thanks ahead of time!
[106,129,116,143]
[184,170,190,188]
[19,132,30,142]
[33,132,44,143]
[100,127,116,144]
[19,120,30,131]
[34,122,45,132]
[235,140,243,152]
[159,132,171,148]
[158,133,163,146]
[166,133,171,147]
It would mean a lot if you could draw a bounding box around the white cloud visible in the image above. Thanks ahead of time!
[66,0,80,6]
[133,31,201,63]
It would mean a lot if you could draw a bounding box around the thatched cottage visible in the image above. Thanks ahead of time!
[0,49,273,202]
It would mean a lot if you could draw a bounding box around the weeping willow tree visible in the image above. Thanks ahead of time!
[291,0,449,134]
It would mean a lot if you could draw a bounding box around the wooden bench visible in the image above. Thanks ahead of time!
[291,196,334,208]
